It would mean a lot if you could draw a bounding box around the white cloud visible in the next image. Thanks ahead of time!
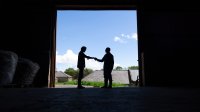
[114,33,137,43]
[114,36,127,43]
[121,34,125,37]
[56,49,103,71]
[131,33,138,40]
[86,59,103,70]
[121,34,130,39]
[56,50,77,64]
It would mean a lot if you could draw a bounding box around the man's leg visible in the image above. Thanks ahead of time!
[101,72,108,88]
[77,68,85,88]
[101,78,108,88]
[105,78,108,87]
[108,72,112,88]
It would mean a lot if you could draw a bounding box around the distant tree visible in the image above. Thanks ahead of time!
[64,68,78,79]
[115,66,123,70]
[128,66,139,70]
[84,68,93,77]
[64,67,94,79]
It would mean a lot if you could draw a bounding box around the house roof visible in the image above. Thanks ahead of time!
[55,71,72,78]
[82,70,138,84]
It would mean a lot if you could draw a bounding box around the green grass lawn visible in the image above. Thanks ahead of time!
[55,80,128,87]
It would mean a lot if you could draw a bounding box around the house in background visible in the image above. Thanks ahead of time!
[55,71,72,82]
[82,70,139,85]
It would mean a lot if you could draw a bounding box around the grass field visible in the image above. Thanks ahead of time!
[55,81,128,87]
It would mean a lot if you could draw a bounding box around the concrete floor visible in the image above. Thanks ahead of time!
[0,87,200,112]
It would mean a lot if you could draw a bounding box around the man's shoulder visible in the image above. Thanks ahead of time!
[79,51,84,55]
[109,53,113,56]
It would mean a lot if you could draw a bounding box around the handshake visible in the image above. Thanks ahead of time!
[90,57,98,61]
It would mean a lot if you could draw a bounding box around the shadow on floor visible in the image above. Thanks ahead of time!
[0,87,200,112]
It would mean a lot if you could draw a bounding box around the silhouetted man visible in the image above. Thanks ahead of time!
[95,47,114,88]
[77,46,94,89]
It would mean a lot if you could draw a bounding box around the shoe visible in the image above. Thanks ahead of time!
[107,86,112,89]
[101,86,107,88]
[77,86,85,89]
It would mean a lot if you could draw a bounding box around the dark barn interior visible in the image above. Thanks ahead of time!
[1,0,200,111]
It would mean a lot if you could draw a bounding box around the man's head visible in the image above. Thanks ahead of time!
[81,46,87,52]
[105,47,111,53]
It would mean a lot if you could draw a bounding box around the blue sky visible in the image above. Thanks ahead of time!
[56,10,138,71]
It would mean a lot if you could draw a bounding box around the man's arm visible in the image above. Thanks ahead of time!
[94,55,105,62]
[84,54,94,59]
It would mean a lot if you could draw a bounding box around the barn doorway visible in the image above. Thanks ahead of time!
[54,10,139,88]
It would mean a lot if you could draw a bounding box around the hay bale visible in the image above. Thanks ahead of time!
[0,50,18,85]
[13,58,40,86]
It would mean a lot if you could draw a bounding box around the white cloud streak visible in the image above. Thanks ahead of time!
[114,33,138,43]
[114,36,127,43]
[131,33,138,40]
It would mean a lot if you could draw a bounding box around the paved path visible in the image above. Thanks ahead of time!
[1,87,200,112]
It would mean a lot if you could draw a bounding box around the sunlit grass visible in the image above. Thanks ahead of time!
[55,81,128,87]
